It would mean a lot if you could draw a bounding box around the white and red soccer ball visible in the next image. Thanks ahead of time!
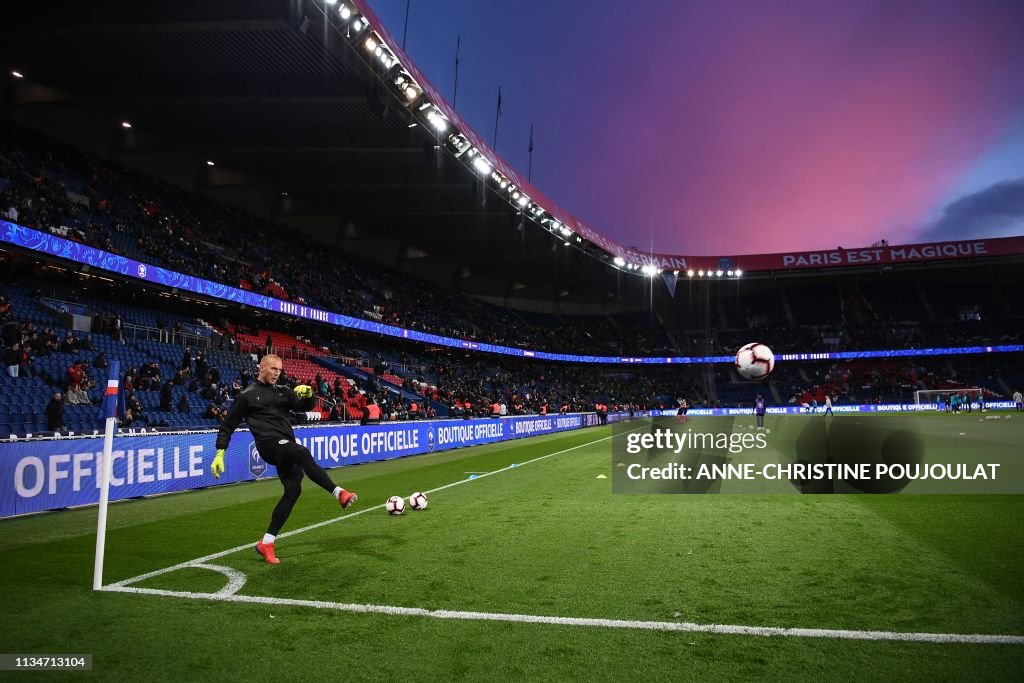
[385,495,405,515]
[735,343,775,381]
[386,492,428,515]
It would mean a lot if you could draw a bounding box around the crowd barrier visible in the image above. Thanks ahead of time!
[3,403,1017,517]
[0,413,603,518]
[647,401,1017,417]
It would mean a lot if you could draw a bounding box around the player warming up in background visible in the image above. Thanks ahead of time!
[212,354,357,564]
[675,397,689,424]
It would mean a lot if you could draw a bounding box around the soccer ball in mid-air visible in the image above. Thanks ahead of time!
[385,495,406,515]
[735,343,775,380]
[408,491,428,510]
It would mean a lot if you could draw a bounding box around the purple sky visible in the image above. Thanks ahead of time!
[366,0,1024,256]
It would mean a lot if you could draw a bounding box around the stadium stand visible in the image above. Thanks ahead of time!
[1,120,1022,437]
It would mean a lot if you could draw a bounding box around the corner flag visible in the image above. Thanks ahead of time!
[98,360,124,424]
[94,359,121,590]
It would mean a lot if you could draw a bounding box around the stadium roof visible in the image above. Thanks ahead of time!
[1,0,658,309]
[2,0,1021,311]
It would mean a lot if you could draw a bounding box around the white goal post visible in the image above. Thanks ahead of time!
[913,388,985,406]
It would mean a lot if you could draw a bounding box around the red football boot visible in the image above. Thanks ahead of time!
[255,541,280,565]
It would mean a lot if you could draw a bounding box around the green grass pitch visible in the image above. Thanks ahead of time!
[1,414,1022,680]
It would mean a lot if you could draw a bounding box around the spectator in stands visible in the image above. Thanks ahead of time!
[66,361,84,391]
[160,379,174,411]
[327,399,346,422]
[177,392,190,413]
[195,352,207,382]
[142,362,162,390]
[42,329,59,355]
[61,333,79,354]
[79,361,94,392]
[0,295,11,323]
[27,331,47,357]
[121,408,135,429]
[17,344,34,379]
[204,403,227,423]
[66,383,90,406]
[93,351,108,369]
[362,397,381,425]
[45,392,65,432]
[126,392,144,420]
[181,345,193,372]
[5,343,20,377]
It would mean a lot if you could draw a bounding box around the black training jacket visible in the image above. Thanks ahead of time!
[215,380,313,450]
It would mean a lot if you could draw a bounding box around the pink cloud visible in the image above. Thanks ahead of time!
[585,1,1024,255]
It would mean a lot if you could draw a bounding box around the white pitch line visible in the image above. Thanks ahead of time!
[110,428,628,588]
[191,563,247,597]
[98,585,1024,645]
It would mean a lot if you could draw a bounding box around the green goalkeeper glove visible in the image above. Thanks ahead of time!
[212,449,225,479]
[294,384,313,399]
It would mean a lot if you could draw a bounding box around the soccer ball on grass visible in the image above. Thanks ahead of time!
[385,495,405,515]
[408,491,428,510]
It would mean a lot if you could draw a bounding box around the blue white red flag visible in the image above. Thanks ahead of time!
[99,361,123,423]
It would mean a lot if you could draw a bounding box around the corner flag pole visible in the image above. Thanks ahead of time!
[93,361,121,590]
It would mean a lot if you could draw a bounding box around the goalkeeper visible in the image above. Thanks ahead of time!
[212,354,358,565]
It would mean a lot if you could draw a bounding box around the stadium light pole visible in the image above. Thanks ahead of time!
[402,0,410,50]
[528,123,534,182]
[493,86,502,150]
[453,35,460,106]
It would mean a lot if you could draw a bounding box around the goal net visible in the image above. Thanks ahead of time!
[913,388,985,407]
